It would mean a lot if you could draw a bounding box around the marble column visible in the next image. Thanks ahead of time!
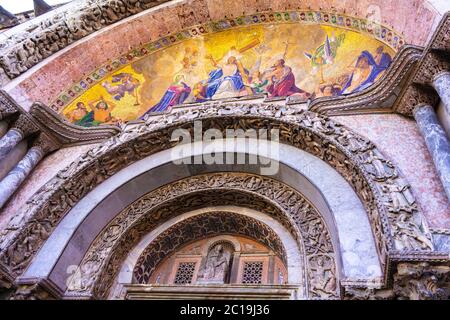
[0,128,23,162]
[433,71,450,115]
[0,146,44,209]
[413,105,450,200]
[0,140,28,181]
[0,115,38,162]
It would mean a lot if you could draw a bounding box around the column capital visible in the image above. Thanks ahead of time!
[31,133,59,156]
[0,91,19,121]
[413,51,450,85]
[11,114,40,138]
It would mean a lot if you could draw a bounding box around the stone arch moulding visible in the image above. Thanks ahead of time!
[22,143,380,300]
[62,172,337,299]
[0,103,440,295]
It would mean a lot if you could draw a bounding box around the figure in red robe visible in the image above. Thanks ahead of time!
[265,59,310,99]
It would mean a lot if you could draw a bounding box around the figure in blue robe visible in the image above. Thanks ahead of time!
[341,47,392,94]
[204,56,247,99]
[140,80,191,117]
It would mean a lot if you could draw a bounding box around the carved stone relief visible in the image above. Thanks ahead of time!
[0,0,172,79]
[344,262,450,300]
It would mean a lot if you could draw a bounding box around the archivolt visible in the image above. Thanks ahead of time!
[65,172,336,299]
[0,103,433,287]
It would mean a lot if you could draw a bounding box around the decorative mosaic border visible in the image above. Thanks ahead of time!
[51,10,404,112]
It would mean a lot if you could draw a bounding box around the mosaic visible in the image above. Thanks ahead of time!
[58,11,399,127]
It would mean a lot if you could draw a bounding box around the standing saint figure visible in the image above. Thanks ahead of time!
[202,245,230,283]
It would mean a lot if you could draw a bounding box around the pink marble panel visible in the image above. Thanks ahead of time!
[333,114,450,229]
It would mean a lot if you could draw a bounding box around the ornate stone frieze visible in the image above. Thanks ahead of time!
[343,261,450,300]
[66,173,337,299]
[309,46,423,116]
[7,277,64,300]
[393,262,450,300]
[413,51,450,85]
[10,114,40,138]
[0,92,19,121]
[395,84,439,116]
[430,12,450,53]
[0,103,432,293]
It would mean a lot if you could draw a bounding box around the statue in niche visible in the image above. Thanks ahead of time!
[198,244,232,284]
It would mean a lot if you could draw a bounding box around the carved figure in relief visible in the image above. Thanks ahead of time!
[392,214,433,250]
[336,129,372,152]
[364,150,395,180]
[381,179,416,212]
[309,256,337,298]
[201,245,230,283]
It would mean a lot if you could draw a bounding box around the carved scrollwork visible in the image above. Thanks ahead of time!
[395,84,439,116]
[413,51,450,85]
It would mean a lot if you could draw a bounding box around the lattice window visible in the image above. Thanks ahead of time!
[173,262,197,285]
[241,261,264,284]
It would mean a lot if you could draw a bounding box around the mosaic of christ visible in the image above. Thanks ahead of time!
[63,24,394,127]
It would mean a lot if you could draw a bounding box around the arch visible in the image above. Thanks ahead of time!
[0,104,433,295]
[116,207,302,288]
[202,235,241,256]
[63,172,337,299]
[24,146,377,287]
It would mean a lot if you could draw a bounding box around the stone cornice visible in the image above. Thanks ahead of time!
[309,45,423,116]
[0,90,120,149]
[30,102,121,146]
[393,12,450,117]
